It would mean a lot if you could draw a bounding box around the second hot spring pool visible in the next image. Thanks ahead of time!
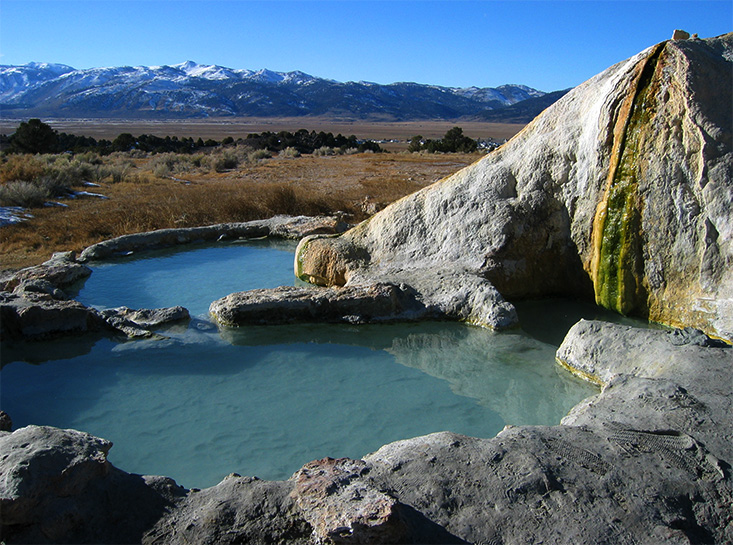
[0,239,614,489]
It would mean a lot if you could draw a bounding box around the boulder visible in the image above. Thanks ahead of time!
[0,253,92,293]
[210,283,428,326]
[557,319,733,461]
[0,290,103,340]
[143,474,310,545]
[99,306,191,338]
[294,34,733,340]
[0,411,12,432]
[0,425,185,544]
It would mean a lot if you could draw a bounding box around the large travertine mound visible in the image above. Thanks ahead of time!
[296,34,733,340]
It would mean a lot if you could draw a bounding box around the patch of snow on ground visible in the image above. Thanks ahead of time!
[0,206,33,227]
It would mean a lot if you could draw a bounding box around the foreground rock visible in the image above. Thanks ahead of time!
[294,34,733,340]
[2,322,731,544]
[0,426,186,544]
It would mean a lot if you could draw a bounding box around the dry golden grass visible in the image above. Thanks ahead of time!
[0,151,482,269]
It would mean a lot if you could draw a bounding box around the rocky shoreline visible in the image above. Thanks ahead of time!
[0,215,347,341]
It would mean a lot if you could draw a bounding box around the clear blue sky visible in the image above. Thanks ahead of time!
[1,0,730,91]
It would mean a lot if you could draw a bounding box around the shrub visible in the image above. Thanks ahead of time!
[37,175,71,198]
[279,146,301,158]
[313,146,336,157]
[213,151,239,172]
[75,151,103,165]
[0,181,47,207]
[247,149,271,162]
[0,178,67,207]
[89,165,111,183]
[45,157,94,186]
[0,155,46,182]
[109,165,131,183]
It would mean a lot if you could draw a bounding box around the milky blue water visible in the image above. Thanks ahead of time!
[1,240,603,489]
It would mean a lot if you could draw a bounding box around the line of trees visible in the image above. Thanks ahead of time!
[1,119,383,156]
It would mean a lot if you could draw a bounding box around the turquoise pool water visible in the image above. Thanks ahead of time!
[1,240,602,489]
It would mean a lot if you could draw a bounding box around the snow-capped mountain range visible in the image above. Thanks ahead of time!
[0,61,550,120]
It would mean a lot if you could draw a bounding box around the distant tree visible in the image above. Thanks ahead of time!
[441,126,477,153]
[9,119,59,154]
[408,135,423,153]
[410,127,477,154]
[111,133,137,152]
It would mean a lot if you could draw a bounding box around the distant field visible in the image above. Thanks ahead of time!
[0,151,483,269]
[0,117,525,151]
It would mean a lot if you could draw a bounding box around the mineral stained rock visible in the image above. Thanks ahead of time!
[295,34,733,340]
[2,37,732,545]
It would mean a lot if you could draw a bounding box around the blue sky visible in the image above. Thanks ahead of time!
[1,0,730,91]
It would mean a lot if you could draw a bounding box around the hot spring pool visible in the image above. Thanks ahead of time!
[0,239,612,489]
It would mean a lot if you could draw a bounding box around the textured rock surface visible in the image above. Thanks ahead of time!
[0,290,103,340]
[99,306,190,338]
[0,425,185,544]
[295,34,733,339]
[2,38,732,544]
[210,283,429,326]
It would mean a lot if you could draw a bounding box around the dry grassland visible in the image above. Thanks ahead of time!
[0,151,483,269]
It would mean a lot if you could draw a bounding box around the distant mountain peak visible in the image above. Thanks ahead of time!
[0,61,559,121]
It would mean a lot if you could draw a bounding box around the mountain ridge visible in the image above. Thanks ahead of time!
[0,61,557,121]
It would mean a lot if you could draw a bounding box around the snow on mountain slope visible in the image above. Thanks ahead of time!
[0,61,548,119]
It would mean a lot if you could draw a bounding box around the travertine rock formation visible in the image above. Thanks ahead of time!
[296,34,733,340]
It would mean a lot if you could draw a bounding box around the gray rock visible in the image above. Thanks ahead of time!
[0,425,186,544]
[0,288,190,341]
[557,319,733,462]
[78,215,348,262]
[0,257,92,293]
[99,306,191,338]
[12,278,68,300]
[143,474,310,545]
[294,34,733,340]
[0,290,103,340]
[210,283,429,326]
